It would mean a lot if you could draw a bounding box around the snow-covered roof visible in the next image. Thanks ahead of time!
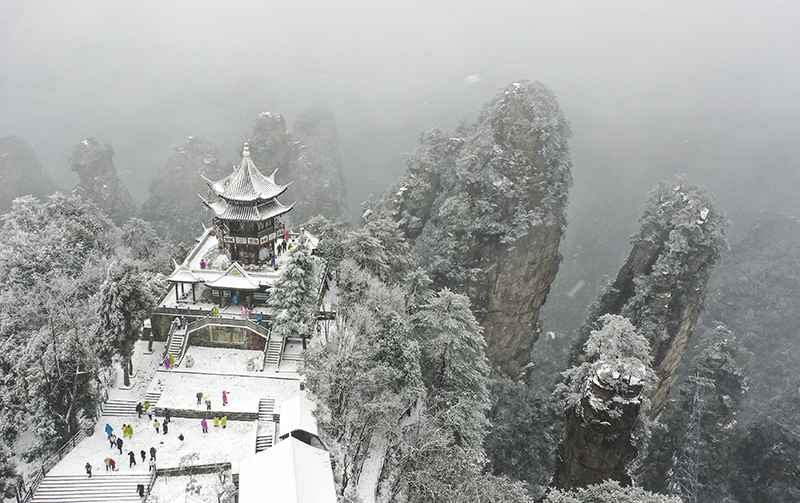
[202,196,293,222]
[166,264,201,284]
[238,437,336,503]
[279,394,318,438]
[204,263,261,291]
[204,144,288,203]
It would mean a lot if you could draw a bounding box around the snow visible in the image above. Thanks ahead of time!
[39,336,304,479]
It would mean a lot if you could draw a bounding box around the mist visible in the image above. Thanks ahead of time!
[2,0,800,333]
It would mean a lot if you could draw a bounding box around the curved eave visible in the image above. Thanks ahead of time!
[206,199,293,222]
[205,155,288,202]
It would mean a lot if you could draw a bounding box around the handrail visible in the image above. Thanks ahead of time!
[142,468,157,502]
[187,316,272,340]
[161,322,178,360]
[17,422,94,503]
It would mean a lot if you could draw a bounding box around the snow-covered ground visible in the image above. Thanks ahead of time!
[42,337,303,480]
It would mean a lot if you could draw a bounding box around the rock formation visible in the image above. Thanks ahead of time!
[247,107,350,227]
[374,81,573,376]
[140,136,227,242]
[0,136,56,212]
[571,180,727,417]
[554,314,656,490]
[70,138,135,225]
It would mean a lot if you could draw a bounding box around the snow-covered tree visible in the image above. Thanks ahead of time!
[554,314,656,489]
[545,480,680,503]
[96,261,155,386]
[267,237,318,339]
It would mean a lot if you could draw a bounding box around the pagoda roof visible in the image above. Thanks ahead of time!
[202,196,293,222]
[166,263,201,284]
[204,143,288,203]
[203,262,261,291]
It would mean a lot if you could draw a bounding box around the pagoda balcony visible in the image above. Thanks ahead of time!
[213,221,286,246]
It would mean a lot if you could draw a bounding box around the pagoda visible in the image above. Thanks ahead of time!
[202,143,293,265]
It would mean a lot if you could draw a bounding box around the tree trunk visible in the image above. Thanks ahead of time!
[123,357,132,387]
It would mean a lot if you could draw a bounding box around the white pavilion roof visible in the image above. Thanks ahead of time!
[204,263,261,291]
[238,437,336,503]
[166,264,201,284]
[204,143,288,203]
[279,394,319,438]
[203,197,293,222]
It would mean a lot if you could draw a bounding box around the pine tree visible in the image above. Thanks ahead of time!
[267,238,318,340]
[96,261,155,386]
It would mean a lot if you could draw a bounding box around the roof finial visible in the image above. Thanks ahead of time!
[243,142,250,157]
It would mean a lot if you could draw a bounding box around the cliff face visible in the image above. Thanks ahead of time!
[377,81,573,376]
[140,136,227,242]
[247,108,350,228]
[553,314,655,490]
[572,181,727,417]
[0,136,56,211]
[70,137,135,225]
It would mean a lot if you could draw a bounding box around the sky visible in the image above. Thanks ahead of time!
[2,0,800,330]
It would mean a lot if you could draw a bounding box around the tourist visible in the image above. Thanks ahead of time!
[108,434,117,449]
[212,305,219,317]
[85,462,92,478]
[127,424,133,438]
[241,306,248,319]
[169,353,175,368]
[135,402,143,418]
[137,484,145,498]
[221,415,227,429]
[149,447,157,461]
[149,458,156,472]
[164,409,171,423]
[199,259,206,269]
[109,458,117,471]
[128,451,136,468]
[222,390,229,406]
[232,293,239,306]
[163,421,168,435]
[164,356,170,369]
[213,416,219,427]
[148,407,154,421]
[153,419,160,434]
[205,396,212,410]
[201,418,208,433]
[104,457,111,471]
[144,400,151,412]
[116,437,123,455]
[178,433,184,441]
[196,392,203,405]
[105,423,113,437]
[140,450,146,462]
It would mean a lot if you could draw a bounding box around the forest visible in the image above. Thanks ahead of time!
[1,79,800,503]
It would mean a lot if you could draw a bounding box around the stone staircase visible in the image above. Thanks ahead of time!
[265,338,282,367]
[165,329,186,364]
[31,473,151,502]
[144,391,162,409]
[101,399,139,417]
[255,398,276,453]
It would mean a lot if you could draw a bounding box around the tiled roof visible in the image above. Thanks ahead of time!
[202,197,293,222]
[205,144,288,202]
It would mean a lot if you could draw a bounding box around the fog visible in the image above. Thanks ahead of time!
[3,0,800,330]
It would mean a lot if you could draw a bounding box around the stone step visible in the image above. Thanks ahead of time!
[31,474,150,503]
[258,398,275,422]
[255,435,273,453]
[102,400,138,417]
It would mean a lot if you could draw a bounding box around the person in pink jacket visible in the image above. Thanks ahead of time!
[222,390,229,406]
[201,417,208,433]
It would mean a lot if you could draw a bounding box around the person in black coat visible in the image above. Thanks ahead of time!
[128,451,137,468]
[135,402,143,418]
[116,437,123,454]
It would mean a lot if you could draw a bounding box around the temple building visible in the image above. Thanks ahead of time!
[147,142,324,371]
[201,143,293,265]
